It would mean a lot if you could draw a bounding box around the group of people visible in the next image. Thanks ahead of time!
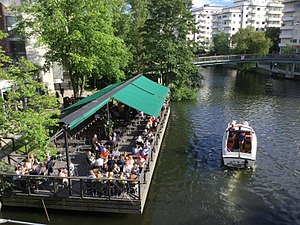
[84,114,159,186]
[228,125,246,151]
[14,152,76,182]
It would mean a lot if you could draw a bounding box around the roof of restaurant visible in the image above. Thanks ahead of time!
[59,75,169,130]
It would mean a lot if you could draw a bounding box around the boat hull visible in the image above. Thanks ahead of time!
[222,156,256,169]
[222,121,257,169]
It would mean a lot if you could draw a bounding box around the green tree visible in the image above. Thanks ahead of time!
[265,27,280,54]
[281,42,294,55]
[0,32,59,155]
[212,32,230,55]
[231,27,272,55]
[124,0,148,76]
[14,0,130,97]
[143,0,199,100]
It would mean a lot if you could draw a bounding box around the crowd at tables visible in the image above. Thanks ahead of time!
[12,112,160,197]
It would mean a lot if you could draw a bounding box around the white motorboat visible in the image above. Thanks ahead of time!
[222,120,257,169]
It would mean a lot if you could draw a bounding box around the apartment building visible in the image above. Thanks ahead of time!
[190,5,223,46]
[0,0,63,92]
[279,0,300,54]
[212,0,283,37]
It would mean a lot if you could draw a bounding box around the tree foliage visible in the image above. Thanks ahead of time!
[281,42,294,55]
[14,0,130,97]
[212,32,230,55]
[122,0,148,76]
[265,27,280,54]
[143,0,199,100]
[0,31,59,153]
[231,27,272,55]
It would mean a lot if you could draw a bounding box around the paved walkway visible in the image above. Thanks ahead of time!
[258,63,300,77]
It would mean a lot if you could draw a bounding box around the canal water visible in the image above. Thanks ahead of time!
[1,67,300,225]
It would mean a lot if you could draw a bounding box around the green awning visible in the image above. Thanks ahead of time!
[68,98,110,130]
[113,83,165,117]
[132,76,169,99]
[62,82,123,111]
[59,75,169,130]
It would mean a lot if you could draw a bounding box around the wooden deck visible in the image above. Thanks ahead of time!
[0,105,170,214]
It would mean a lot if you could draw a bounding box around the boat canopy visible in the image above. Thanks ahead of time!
[59,75,169,130]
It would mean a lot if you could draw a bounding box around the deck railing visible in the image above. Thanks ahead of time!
[0,174,141,201]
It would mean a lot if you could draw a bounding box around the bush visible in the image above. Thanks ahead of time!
[170,85,198,101]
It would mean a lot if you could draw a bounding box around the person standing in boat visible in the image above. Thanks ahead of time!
[228,124,235,138]
[238,132,246,151]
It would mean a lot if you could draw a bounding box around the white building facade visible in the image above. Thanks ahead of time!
[279,0,300,54]
[212,0,283,38]
[190,5,223,47]
[0,0,63,92]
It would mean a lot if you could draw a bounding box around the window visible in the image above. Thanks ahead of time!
[9,41,26,59]
[257,8,260,11]
[262,22,265,24]
[246,15,248,17]
[256,28,259,31]
[261,28,264,31]
[292,39,297,43]
[232,28,235,31]
[233,14,236,17]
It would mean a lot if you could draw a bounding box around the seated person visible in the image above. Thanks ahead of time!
[136,136,144,147]
[86,150,96,165]
[117,155,126,172]
[140,149,148,159]
[111,163,121,175]
[105,136,118,150]
[146,131,154,143]
[111,147,121,160]
[107,156,116,172]
[144,139,151,149]
[100,148,110,164]
[94,157,104,169]
[132,144,142,158]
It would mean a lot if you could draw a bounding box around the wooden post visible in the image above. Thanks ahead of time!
[63,125,72,196]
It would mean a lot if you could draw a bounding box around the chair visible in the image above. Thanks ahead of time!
[227,137,235,149]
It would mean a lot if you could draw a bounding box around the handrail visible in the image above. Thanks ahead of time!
[0,173,141,201]
[194,54,300,65]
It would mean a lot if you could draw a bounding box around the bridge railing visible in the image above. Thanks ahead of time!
[195,54,300,63]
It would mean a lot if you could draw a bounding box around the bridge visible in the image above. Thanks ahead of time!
[194,54,300,66]
[194,54,300,78]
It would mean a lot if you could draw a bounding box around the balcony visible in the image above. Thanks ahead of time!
[279,33,293,39]
[266,17,281,21]
[282,8,296,13]
[266,10,282,15]
[283,0,298,3]
[223,23,231,28]
[282,16,294,22]
[281,25,294,30]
